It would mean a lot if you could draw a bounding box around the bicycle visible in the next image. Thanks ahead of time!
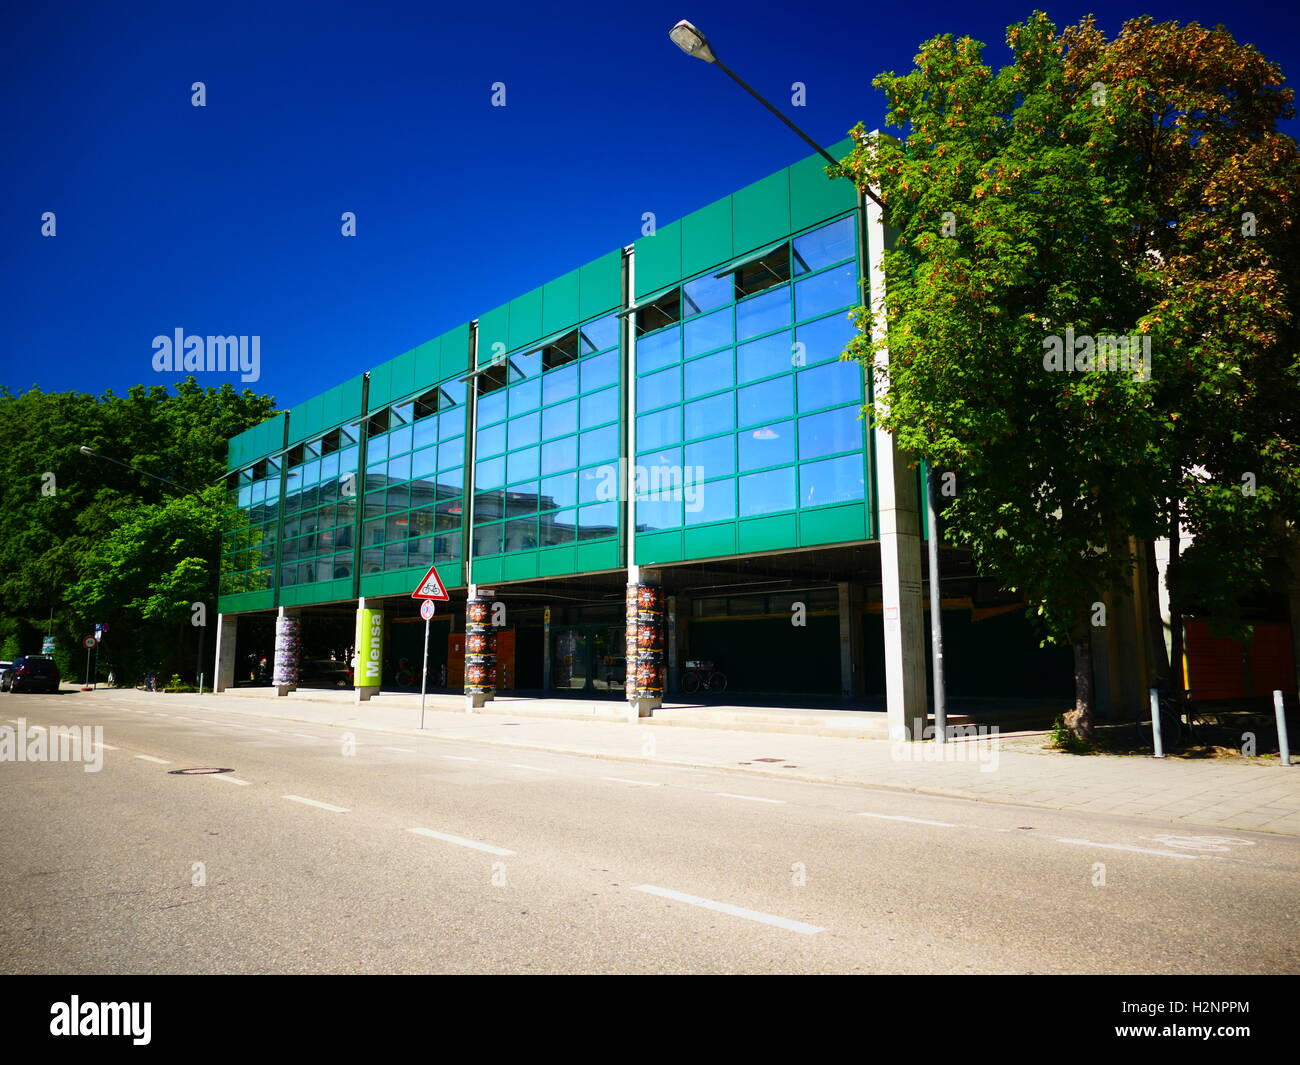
[1156,686,1205,750]
[681,660,727,694]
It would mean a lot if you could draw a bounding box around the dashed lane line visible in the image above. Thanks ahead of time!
[134,754,171,765]
[717,792,785,804]
[407,827,514,856]
[859,812,958,827]
[282,795,349,813]
[1054,838,1202,860]
[633,885,824,935]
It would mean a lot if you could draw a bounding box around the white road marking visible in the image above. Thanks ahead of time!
[134,754,171,764]
[1055,838,1201,860]
[859,812,957,827]
[717,792,784,804]
[382,746,418,753]
[210,774,251,786]
[290,733,318,739]
[27,725,45,731]
[407,827,514,856]
[92,744,120,751]
[601,776,661,787]
[441,755,480,762]
[633,885,824,935]
[508,763,558,773]
[282,795,349,813]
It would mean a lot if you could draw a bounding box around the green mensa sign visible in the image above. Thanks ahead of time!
[354,609,383,687]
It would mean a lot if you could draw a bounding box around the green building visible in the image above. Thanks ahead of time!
[215,141,1073,735]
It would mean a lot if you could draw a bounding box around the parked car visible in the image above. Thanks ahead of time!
[2,655,62,693]
[298,658,353,689]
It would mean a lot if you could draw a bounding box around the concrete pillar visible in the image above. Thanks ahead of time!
[272,607,300,697]
[838,582,865,701]
[626,565,664,721]
[866,188,928,741]
[353,597,383,703]
[214,612,237,693]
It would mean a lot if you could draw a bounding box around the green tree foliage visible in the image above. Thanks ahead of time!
[0,379,276,683]
[834,13,1300,735]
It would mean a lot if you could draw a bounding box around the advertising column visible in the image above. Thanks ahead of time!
[626,582,664,719]
[272,608,300,697]
[463,596,496,710]
[354,603,384,702]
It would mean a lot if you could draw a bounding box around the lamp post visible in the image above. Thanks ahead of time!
[78,446,217,692]
[668,19,946,740]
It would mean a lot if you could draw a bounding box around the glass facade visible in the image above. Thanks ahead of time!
[471,314,622,559]
[633,214,865,534]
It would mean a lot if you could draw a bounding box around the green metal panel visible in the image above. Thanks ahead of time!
[439,323,471,380]
[218,589,275,614]
[542,269,581,337]
[367,361,392,410]
[681,198,733,280]
[737,513,798,554]
[799,502,868,547]
[633,220,682,301]
[287,377,364,446]
[509,287,545,352]
[227,413,286,470]
[576,539,620,573]
[414,337,441,387]
[477,305,510,366]
[789,148,857,233]
[579,250,622,319]
[503,552,538,582]
[683,523,736,561]
[474,557,505,584]
[732,170,791,259]
[537,545,577,577]
[390,349,418,404]
[634,530,683,566]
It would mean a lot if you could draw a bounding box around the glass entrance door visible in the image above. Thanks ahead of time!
[552,625,625,694]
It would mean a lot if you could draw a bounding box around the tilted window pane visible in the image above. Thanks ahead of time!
[797,361,861,413]
[799,453,865,507]
[738,421,795,472]
[798,404,863,461]
[792,216,856,275]
[683,272,732,317]
[580,314,619,355]
[735,246,791,297]
[739,466,796,516]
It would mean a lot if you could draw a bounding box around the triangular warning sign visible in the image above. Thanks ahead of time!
[411,564,450,600]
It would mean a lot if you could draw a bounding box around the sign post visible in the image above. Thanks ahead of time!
[82,635,96,690]
[411,565,450,729]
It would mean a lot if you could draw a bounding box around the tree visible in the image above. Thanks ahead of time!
[834,13,1300,738]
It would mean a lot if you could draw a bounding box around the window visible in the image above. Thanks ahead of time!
[636,291,681,335]
[542,363,578,405]
[540,509,578,545]
[684,307,732,358]
[796,313,857,367]
[542,398,578,440]
[578,501,617,539]
[542,330,581,369]
[799,454,865,507]
[638,366,680,413]
[683,272,732,316]
[579,315,618,355]
[509,377,541,416]
[636,495,681,531]
[636,325,681,373]
[685,479,736,525]
[473,523,503,558]
[581,386,618,429]
[508,412,540,450]
[541,436,577,476]
[738,421,795,471]
[685,348,732,399]
[798,405,862,461]
[414,388,442,421]
[477,386,507,427]
[505,516,538,550]
[736,286,791,341]
[477,422,506,458]
[793,217,855,274]
[579,424,618,465]
[740,466,796,516]
[540,471,578,510]
[685,393,734,440]
[476,456,505,490]
[795,264,858,320]
[507,445,540,483]
[735,246,791,298]
[685,436,735,481]
[797,361,861,412]
[737,377,793,427]
[438,436,465,471]
[365,410,389,439]
[636,408,680,452]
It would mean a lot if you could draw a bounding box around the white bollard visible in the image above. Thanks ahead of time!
[1275,690,1292,767]
[1150,688,1164,759]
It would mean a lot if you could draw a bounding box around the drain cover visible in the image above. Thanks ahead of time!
[753,757,785,763]
[168,767,235,775]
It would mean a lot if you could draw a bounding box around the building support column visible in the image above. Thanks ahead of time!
[464,586,495,712]
[626,565,664,721]
[354,597,383,703]
[214,612,237,693]
[866,186,928,741]
[272,606,300,697]
[838,582,865,702]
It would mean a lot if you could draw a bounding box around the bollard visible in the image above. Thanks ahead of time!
[1150,688,1164,759]
[1275,690,1292,767]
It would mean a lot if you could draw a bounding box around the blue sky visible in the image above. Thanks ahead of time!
[3,0,1297,410]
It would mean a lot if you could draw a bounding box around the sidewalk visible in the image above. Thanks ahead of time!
[85,686,1300,838]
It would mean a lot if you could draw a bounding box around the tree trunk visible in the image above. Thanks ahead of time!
[1143,537,1170,702]
[1066,614,1095,741]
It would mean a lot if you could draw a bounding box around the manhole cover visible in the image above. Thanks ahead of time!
[753,757,785,763]
[168,767,235,775]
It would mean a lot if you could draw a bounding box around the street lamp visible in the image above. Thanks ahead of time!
[667,19,944,740]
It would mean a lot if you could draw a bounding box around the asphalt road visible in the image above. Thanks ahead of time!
[2,690,1298,974]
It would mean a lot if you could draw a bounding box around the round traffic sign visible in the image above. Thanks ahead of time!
[82,636,96,649]
[419,600,435,620]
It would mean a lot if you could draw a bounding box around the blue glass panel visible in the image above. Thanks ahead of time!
[685,393,734,440]
[685,478,736,525]
[508,412,540,451]
[578,464,615,505]
[580,424,618,464]
[580,315,618,355]
[736,286,791,341]
[542,398,578,440]
[737,377,793,427]
[739,466,796,516]
[636,496,681,531]
[473,523,504,557]
[799,454,865,507]
[638,366,680,413]
[582,350,619,392]
[683,272,732,316]
[475,456,505,490]
[684,348,732,400]
[388,425,413,456]
[387,453,410,484]
[795,264,858,320]
[737,330,794,384]
[507,446,539,483]
[511,350,542,379]
[504,516,538,551]
[509,377,541,415]
[541,436,577,475]
[796,312,858,367]
[437,407,464,440]
[413,418,437,449]
[637,325,681,373]
[792,217,856,274]
[540,509,578,545]
[683,307,733,358]
[540,471,578,510]
[798,361,862,413]
[477,422,506,458]
[578,501,618,539]
[798,404,863,461]
[738,421,795,472]
[685,436,735,482]
[542,363,578,405]
[636,408,681,451]
[477,390,507,426]
[438,436,464,471]
[581,386,618,428]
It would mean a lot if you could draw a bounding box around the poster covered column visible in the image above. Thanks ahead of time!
[464,597,496,710]
[626,583,664,718]
[272,608,300,697]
